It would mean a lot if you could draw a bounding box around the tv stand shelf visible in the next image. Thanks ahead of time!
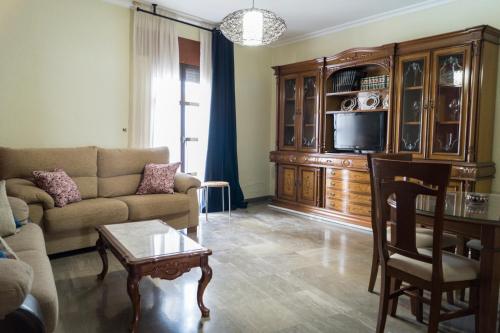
[271,25,498,228]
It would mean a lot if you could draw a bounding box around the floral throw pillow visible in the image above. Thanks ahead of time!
[33,169,82,207]
[136,162,181,195]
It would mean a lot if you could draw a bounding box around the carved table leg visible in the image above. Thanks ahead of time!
[96,236,108,281]
[127,274,141,333]
[197,255,212,317]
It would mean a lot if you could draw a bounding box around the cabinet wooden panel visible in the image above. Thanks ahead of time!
[297,166,321,206]
[277,164,297,201]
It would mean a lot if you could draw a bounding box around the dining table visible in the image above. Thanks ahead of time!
[389,191,500,333]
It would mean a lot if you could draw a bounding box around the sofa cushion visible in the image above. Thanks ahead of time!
[97,147,169,197]
[5,223,46,255]
[0,147,97,179]
[17,250,58,333]
[44,198,128,233]
[116,194,190,221]
[0,259,33,319]
[136,162,180,195]
[33,169,82,208]
[97,147,169,178]
[0,147,98,200]
[99,174,142,198]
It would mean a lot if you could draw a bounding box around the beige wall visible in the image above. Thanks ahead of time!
[0,0,273,199]
[269,0,500,193]
[0,0,130,148]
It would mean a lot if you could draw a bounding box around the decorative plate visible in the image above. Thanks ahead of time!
[340,97,357,111]
[359,93,380,110]
[382,94,389,109]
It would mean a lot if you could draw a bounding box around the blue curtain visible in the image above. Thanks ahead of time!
[203,30,247,212]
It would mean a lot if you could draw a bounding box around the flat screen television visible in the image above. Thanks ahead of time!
[333,112,386,152]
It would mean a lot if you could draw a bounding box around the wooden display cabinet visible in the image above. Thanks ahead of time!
[271,26,499,228]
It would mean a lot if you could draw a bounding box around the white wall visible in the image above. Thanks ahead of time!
[0,0,130,148]
[269,0,500,193]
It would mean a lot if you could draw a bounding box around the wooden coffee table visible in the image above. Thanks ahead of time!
[95,220,212,333]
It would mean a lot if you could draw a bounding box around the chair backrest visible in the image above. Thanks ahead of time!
[370,159,451,281]
[367,153,412,236]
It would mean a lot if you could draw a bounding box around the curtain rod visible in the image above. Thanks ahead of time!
[136,5,214,32]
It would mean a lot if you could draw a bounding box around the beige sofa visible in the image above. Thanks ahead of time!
[0,198,58,333]
[0,146,200,255]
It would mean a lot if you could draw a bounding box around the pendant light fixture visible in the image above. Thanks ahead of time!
[219,0,287,46]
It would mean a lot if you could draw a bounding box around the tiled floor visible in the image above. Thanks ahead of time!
[51,203,478,333]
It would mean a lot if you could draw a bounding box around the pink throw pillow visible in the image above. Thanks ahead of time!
[33,169,82,207]
[136,162,181,195]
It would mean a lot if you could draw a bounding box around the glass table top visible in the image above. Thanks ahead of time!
[104,220,206,261]
[391,192,500,225]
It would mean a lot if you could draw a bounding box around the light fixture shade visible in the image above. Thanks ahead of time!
[220,8,286,46]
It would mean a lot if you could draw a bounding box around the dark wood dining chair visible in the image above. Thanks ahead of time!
[367,153,457,294]
[370,159,480,333]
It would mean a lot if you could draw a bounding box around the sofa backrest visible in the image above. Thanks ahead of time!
[0,147,98,199]
[97,147,169,197]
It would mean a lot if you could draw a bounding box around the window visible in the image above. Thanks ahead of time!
[178,37,209,180]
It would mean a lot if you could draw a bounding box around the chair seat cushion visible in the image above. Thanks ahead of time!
[116,194,190,221]
[387,227,457,249]
[44,198,128,233]
[388,248,479,282]
[4,223,46,254]
[16,250,58,333]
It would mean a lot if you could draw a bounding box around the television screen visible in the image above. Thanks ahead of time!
[333,112,386,152]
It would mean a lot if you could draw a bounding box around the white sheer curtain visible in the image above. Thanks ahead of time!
[130,8,180,162]
[198,30,212,181]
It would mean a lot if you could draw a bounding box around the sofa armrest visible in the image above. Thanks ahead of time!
[5,179,54,210]
[7,197,30,223]
[0,259,34,319]
[174,173,201,194]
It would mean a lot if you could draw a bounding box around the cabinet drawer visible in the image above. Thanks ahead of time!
[326,169,370,183]
[326,180,371,194]
[348,203,371,217]
[325,188,370,205]
[325,198,347,212]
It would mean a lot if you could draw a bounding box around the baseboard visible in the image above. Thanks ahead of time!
[268,204,372,233]
[246,195,273,204]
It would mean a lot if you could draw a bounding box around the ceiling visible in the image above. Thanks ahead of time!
[114,0,453,45]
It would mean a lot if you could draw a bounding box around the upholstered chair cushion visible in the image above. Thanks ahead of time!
[136,162,181,195]
[0,181,16,237]
[388,248,479,282]
[33,169,82,207]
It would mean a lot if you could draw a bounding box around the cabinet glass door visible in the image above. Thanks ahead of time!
[299,73,319,151]
[429,46,470,160]
[280,76,297,150]
[395,53,429,159]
